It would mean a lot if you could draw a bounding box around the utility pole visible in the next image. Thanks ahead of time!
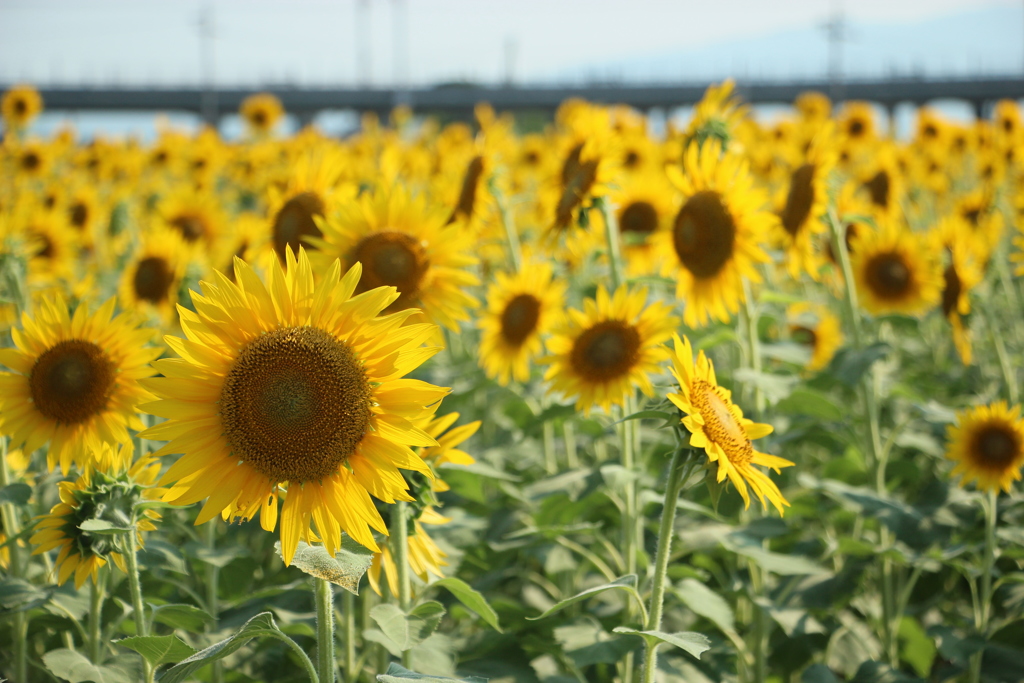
[392,0,409,89]
[357,0,372,87]
[198,1,218,127]
[503,36,518,86]
[821,0,846,102]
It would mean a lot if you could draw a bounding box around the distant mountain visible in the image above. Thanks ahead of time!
[552,4,1024,83]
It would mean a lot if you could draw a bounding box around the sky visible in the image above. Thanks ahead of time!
[0,0,1021,88]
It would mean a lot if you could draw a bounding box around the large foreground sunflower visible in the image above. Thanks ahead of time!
[478,262,566,386]
[544,285,677,414]
[0,296,158,473]
[946,402,1024,493]
[850,219,943,316]
[139,249,450,565]
[667,334,793,514]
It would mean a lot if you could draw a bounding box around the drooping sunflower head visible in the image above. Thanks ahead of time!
[946,402,1024,494]
[479,262,567,386]
[659,140,774,327]
[140,248,452,565]
[667,334,794,515]
[543,285,677,415]
[849,218,943,316]
[0,295,159,473]
[240,92,285,136]
[685,79,748,150]
[786,303,844,372]
[2,84,43,130]
[30,443,163,589]
[545,126,619,238]
[368,507,450,597]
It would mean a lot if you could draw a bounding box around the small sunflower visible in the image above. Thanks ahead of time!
[667,334,793,515]
[774,125,836,280]
[857,143,904,219]
[139,249,451,565]
[544,285,677,415]
[312,184,480,331]
[544,127,618,241]
[0,296,158,473]
[368,507,450,597]
[933,217,983,365]
[849,219,943,316]
[684,79,748,149]
[659,140,775,327]
[31,444,163,589]
[786,303,844,372]
[2,84,43,131]
[240,92,285,137]
[263,150,348,263]
[479,263,566,386]
[119,226,190,324]
[156,187,227,251]
[837,102,876,145]
[605,170,678,278]
[946,402,1024,493]
[954,190,1003,260]
[794,92,831,123]
[11,139,51,180]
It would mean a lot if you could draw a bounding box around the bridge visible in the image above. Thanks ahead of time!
[9,76,1024,122]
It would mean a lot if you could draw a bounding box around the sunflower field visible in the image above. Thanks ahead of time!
[1,80,1024,683]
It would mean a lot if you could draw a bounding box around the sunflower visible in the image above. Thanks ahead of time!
[932,217,983,365]
[10,139,51,180]
[684,79,748,150]
[368,507,450,597]
[857,143,904,219]
[118,225,190,324]
[2,84,43,131]
[543,125,619,243]
[993,100,1022,147]
[156,186,226,251]
[240,92,285,137]
[311,184,479,332]
[774,125,836,280]
[604,170,678,278]
[849,218,943,316]
[786,303,844,372]
[139,249,451,565]
[954,190,1003,260]
[479,262,566,386]
[30,444,162,589]
[946,402,1024,493]
[794,92,831,123]
[0,295,158,473]
[837,102,876,145]
[658,140,775,327]
[667,334,793,514]
[544,285,677,414]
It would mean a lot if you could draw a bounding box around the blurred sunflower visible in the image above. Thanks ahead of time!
[786,303,844,372]
[684,79,747,149]
[544,285,676,414]
[668,334,793,514]
[11,139,51,180]
[774,125,836,280]
[312,184,479,331]
[479,263,565,386]
[946,402,1024,493]
[658,140,774,327]
[0,295,158,473]
[157,187,226,250]
[140,249,450,565]
[794,91,831,123]
[368,507,450,596]
[119,225,190,324]
[858,143,904,219]
[849,219,943,316]
[837,102,876,146]
[240,92,285,137]
[954,190,1003,259]
[2,84,43,131]
[933,217,983,365]
[606,170,677,278]
[263,151,347,263]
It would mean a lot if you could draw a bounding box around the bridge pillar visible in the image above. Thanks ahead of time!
[973,100,986,121]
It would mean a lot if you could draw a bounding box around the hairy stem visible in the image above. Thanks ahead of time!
[315,578,337,683]
[124,530,153,683]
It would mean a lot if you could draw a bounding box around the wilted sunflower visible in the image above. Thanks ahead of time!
[849,219,943,316]
[2,84,43,130]
[544,285,677,414]
[774,125,836,280]
[139,249,450,565]
[946,402,1024,493]
[658,140,774,327]
[0,296,158,473]
[240,92,285,136]
[667,334,793,514]
[312,184,479,331]
[30,443,163,589]
[479,262,566,386]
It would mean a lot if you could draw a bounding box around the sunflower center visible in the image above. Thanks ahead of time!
[864,171,890,209]
[555,159,598,230]
[790,325,817,348]
[560,143,584,187]
[673,190,735,279]
[865,252,911,300]
[221,327,373,483]
[848,119,865,137]
[251,110,268,126]
[352,231,430,311]
[624,150,641,169]
[691,378,753,464]
[971,425,1020,470]
[170,212,209,243]
[500,294,541,346]
[272,191,325,261]
[620,201,659,237]
[29,340,116,425]
[22,152,41,171]
[449,156,484,224]
[34,233,55,260]
[962,208,981,227]
[781,164,816,237]
[570,320,641,381]
[69,202,89,229]
[133,256,175,304]
[13,98,27,116]
[942,263,962,318]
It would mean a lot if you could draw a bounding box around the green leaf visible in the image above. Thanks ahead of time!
[614,410,676,426]
[370,601,447,652]
[776,389,844,421]
[159,612,316,683]
[151,604,216,632]
[611,628,711,659]
[674,578,736,634]
[274,538,374,594]
[0,482,31,506]
[733,369,799,404]
[0,577,51,612]
[830,343,891,387]
[42,649,138,683]
[727,543,829,576]
[430,577,502,632]
[527,575,645,621]
[79,519,131,535]
[376,662,488,683]
[116,635,196,666]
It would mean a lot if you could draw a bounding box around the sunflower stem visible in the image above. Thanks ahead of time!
[640,446,696,683]
[0,437,28,683]
[204,520,224,683]
[740,278,764,415]
[970,489,999,683]
[342,589,357,683]
[393,500,413,667]
[124,527,154,683]
[620,395,640,683]
[89,567,107,663]
[315,577,337,683]
[490,177,522,273]
[983,299,1019,404]
[543,418,558,474]
[597,196,624,290]
[564,420,579,469]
